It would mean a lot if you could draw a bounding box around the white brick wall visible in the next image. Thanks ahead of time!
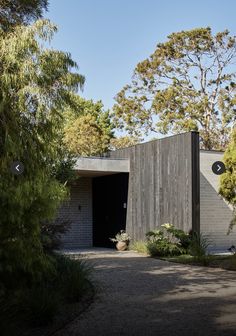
[58,177,93,249]
[200,151,235,249]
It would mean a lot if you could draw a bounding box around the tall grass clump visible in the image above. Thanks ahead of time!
[0,254,92,331]
[55,254,92,303]
[129,241,148,254]
[188,232,211,265]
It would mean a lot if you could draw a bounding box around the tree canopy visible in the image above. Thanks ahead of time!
[219,128,236,231]
[113,28,236,150]
[109,136,140,150]
[63,97,114,156]
[0,0,48,30]
[0,19,84,290]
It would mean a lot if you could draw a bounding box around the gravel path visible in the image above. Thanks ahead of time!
[55,250,236,336]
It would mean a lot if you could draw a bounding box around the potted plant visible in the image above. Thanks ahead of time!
[110,230,131,251]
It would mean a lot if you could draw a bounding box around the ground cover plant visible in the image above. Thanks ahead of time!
[145,223,191,257]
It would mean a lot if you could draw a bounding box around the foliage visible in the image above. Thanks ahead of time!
[0,20,85,294]
[145,223,189,257]
[40,219,71,253]
[161,223,192,249]
[23,283,60,326]
[129,240,148,254]
[219,128,236,205]
[109,135,140,150]
[63,96,114,156]
[0,0,48,31]
[0,255,92,329]
[188,232,211,258]
[146,240,184,257]
[228,254,236,270]
[56,254,91,303]
[162,254,234,268]
[113,27,236,150]
[51,155,78,185]
[110,230,131,243]
[219,128,236,232]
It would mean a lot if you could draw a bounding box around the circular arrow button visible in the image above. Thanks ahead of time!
[212,161,226,175]
[10,161,24,175]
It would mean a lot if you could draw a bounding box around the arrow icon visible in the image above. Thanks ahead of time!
[212,161,226,175]
[10,161,24,175]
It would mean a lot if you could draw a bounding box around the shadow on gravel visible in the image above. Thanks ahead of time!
[81,254,236,336]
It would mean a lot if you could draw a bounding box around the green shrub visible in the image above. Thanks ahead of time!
[146,240,185,257]
[188,232,211,258]
[41,219,71,253]
[145,224,188,257]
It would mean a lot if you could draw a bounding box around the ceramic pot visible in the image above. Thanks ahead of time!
[116,241,128,251]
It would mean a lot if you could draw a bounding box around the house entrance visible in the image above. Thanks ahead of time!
[92,173,129,248]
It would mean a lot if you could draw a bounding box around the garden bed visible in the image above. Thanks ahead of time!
[159,254,236,270]
[1,255,95,336]
[21,280,94,336]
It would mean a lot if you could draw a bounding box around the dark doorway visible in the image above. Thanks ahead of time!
[92,173,129,248]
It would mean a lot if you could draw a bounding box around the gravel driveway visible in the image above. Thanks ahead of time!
[55,250,236,336]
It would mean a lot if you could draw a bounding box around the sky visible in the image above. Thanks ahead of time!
[46,0,236,111]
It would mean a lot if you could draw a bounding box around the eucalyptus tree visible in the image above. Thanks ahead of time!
[113,28,236,150]
[0,0,48,30]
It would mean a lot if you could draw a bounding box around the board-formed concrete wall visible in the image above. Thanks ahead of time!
[58,177,93,249]
[200,151,235,250]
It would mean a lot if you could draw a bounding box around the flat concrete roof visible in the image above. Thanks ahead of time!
[74,157,130,177]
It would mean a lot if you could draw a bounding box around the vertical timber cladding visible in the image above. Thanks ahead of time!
[109,132,200,240]
[191,132,200,233]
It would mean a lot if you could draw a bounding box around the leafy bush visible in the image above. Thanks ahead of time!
[41,219,71,253]
[145,224,189,257]
[188,232,211,258]
[146,240,185,257]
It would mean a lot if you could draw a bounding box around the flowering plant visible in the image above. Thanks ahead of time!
[110,230,131,243]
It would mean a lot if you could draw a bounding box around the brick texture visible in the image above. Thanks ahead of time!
[58,151,236,250]
[58,177,93,249]
[200,151,235,249]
